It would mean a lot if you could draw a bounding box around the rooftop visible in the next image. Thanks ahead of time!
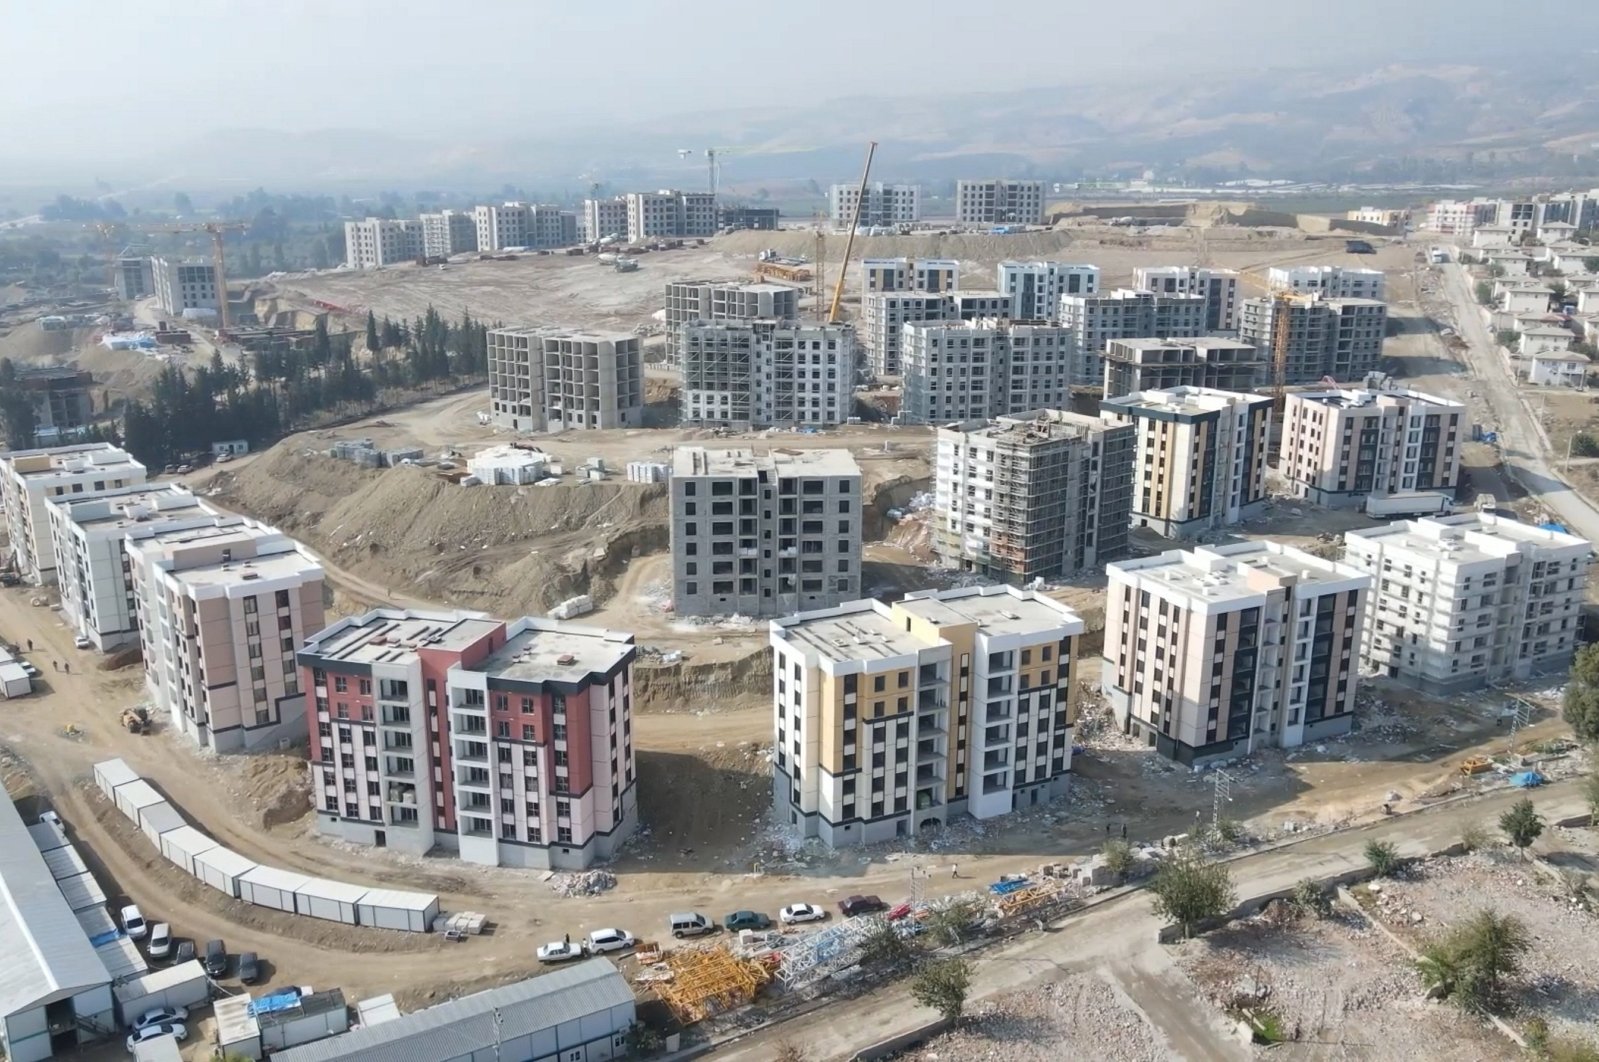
[1108,541,1367,605]
[1289,387,1463,411]
[1102,385,1270,415]
[897,585,1083,639]
[469,618,634,684]
[53,484,210,532]
[941,409,1117,444]
[672,446,861,479]
[1,442,143,480]
[772,602,928,663]
[301,608,500,665]
[1347,512,1591,559]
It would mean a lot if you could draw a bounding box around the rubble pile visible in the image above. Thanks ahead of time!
[904,972,1163,1061]
[546,869,617,897]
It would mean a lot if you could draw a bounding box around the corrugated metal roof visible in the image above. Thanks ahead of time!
[240,865,311,892]
[132,1033,183,1062]
[76,905,117,940]
[95,936,148,981]
[43,844,88,881]
[57,869,108,912]
[296,877,367,904]
[28,819,68,852]
[0,791,111,1017]
[113,960,208,1005]
[271,959,633,1062]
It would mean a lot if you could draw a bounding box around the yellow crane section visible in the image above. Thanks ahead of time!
[827,141,877,325]
[1239,268,1311,411]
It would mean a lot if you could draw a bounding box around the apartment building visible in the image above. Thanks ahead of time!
[46,484,215,652]
[624,190,717,241]
[487,327,545,431]
[861,257,959,295]
[951,290,1014,319]
[769,584,1084,846]
[860,292,955,376]
[996,261,1099,319]
[1268,265,1386,302]
[670,447,861,618]
[298,608,637,868]
[900,319,1075,424]
[1344,514,1590,693]
[130,517,325,753]
[663,280,798,367]
[1103,541,1371,763]
[343,218,424,268]
[1279,388,1465,512]
[934,410,1134,581]
[471,203,576,251]
[581,197,629,243]
[1133,266,1241,330]
[679,321,854,428]
[486,328,642,432]
[152,256,219,316]
[1059,289,1208,383]
[1238,297,1388,382]
[1420,198,1501,237]
[14,366,94,441]
[1102,338,1264,399]
[829,182,921,226]
[418,210,479,257]
[954,179,1046,225]
[1347,207,1409,229]
[1,442,147,584]
[1100,387,1272,539]
[116,253,153,299]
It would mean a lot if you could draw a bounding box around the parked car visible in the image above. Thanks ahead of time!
[536,940,586,964]
[131,1006,188,1031]
[667,912,714,939]
[147,923,172,959]
[120,904,147,939]
[838,895,887,918]
[237,951,260,985]
[172,939,195,965]
[723,910,772,932]
[779,903,826,925]
[73,634,90,649]
[37,810,62,829]
[586,928,635,954]
[203,939,227,978]
[126,1023,187,1051]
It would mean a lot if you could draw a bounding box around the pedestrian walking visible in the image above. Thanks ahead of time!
[26,639,32,651]
[1121,823,1127,840]
[62,661,69,674]
[951,863,959,879]
[1105,823,1111,837]
[51,660,57,672]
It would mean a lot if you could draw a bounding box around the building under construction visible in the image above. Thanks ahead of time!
[1101,337,1265,399]
[678,321,854,429]
[934,410,1135,581]
[663,280,798,368]
[1238,296,1388,383]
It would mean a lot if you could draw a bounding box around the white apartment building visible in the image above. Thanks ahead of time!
[1268,265,1387,302]
[679,321,854,428]
[1279,388,1465,513]
[1103,542,1371,764]
[45,484,215,652]
[1420,198,1500,237]
[419,210,478,257]
[343,218,424,268]
[1,442,147,585]
[152,256,219,316]
[954,179,1046,225]
[670,447,861,618]
[1344,514,1590,693]
[624,190,717,241]
[1100,387,1272,539]
[1059,288,1208,383]
[769,585,1084,846]
[900,319,1075,424]
[829,182,921,226]
[130,517,325,753]
[663,280,798,367]
[1133,266,1242,330]
[861,257,959,295]
[1347,207,1409,229]
[860,292,957,377]
[486,328,642,432]
[997,261,1100,320]
[581,197,629,243]
[298,608,638,868]
[474,203,527,252]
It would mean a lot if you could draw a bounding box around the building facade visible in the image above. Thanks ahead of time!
[769,585,1084,847]
[996,261,1099,319]
[934,410,1134,581]
[670,447,861,618]
[1268,265,1386,302]
[1279,388,1465,511]
[343,218,424,268]
[829,182,921,226]
[954,179,1047,225]
[1100,387,1272,539]
[14,367,94,441]
[0,443,147,585]
[473,203,526,252]
[298,609,638,869]
[1343,514,1590,693]
[860,292,957,377]
[418,210,479,257]
[1101,338,1264,399]
[151,257,219,316]
[860,257,958,295]
[679,321,854,428]
[900,319,1075,424]
[486,328,642,432]
[1059,289,1208,384]
[1103,542,1369,764]
[1238,297,1388,383]
[663,280,798,367]
[487,327,544,432]
[624,190,717,241]
[581,197,629,243]
[116,254,153,300]
[1133,266,1241,330]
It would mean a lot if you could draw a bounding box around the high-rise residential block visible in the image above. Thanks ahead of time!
[829,182,921,226]
[152,256,219,316]
[486,328,642,432]
[1268,265,1386,302]
[860,292,957,377]
[997,261,1099,319]
[1059,289,1208,383]
[663,280,798,367]
[1133,266,1241,330]
[471,203,575,251]
[419,210,479,257]
[1,442,147,585]
[116,253,154,299]
[860,258,959,295]
[1101,338,1264,399]
[298,608,638,868]
[769,584,1084,846]
[670,447,861,618]
[954,179,1047,225]
[679,321,854,428]
[1100,387,1272,539]
[1343,514,1590,693]
[1103,542,1371,764]
[581,197,629,243]
[1238,297,1387,383]
[901,319,1075,425]
[130,516,325,753]
[1280,388,1465,512]
[934,410,1134,581]
[343,218,425,268]
[624,190,717,241]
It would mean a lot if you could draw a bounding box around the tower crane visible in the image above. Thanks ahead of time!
[154,222,247,331]
[677,147,734,197]
[827,141,877,324]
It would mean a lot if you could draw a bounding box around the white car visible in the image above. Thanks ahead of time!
[146,923,172,960]
[132,1006,188,1031]
[120,904,147,940]
[586,928,635,954]
[37,810,62,829]
[780,903,827,925]
[126,1022,186,1052]
[536,940,585,964]
[73,634,91,649]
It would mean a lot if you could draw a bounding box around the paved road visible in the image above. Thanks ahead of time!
[714,780,1588,1061]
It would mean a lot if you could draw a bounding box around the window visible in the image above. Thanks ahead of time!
[243,596,258,615]
[276,590,291,608]
[522,724,535,741]
[334,675,348,693]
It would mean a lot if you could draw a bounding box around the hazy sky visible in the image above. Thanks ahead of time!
[2,0,1577,164]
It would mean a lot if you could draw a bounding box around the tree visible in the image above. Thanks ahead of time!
[1417,909,1530,1013]
[1290,878,1331,919]
[857,917,915,969]
[1101,838,1135,883]
[1494,329,1520,349]
[622,1022,663,1055]
[1564,643,1599,743]
[910,957,973,1023]
[771,1042,808,1062]
[1365,839,1400,877]
[1573,432,1599,459]
[172,191,193,215]
[924,899,983,947]
[1585,772,1599,827]
[1500,797,1545,858]
[365,311,380,353]
[1585,257,1599,275]
[1475,280,1494,306]
[1149,848,1235,939]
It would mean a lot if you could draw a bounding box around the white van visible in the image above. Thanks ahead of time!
[668,912,713,939]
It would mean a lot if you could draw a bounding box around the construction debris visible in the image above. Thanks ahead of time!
[654,944,772,1024]
[546,869,617,897]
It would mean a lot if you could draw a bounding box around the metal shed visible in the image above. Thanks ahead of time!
[95,936,148,982]
[159,825,219,877]
[57,869,107,912]
[137,801,185,847]
[94,757,139,800]
[27,818,69,852]
[42,844,88,882]
[353,888,441,933]
[76,904,118,943]
[113,961,211,1026]
[293,877,364,925]
[114,779,164,823]
[238,866,310,913]
[193,845,258,899]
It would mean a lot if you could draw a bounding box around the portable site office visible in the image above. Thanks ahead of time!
[160,824,219,877]
[113,960,211,1026]
[94,756,139,800]
[138,801,185,846]
[293,877,365,925]
[353,888,441,933]
[76,904,118,942]
[114,778,164,822]
[238,865,310,912]
[193,845,258,899]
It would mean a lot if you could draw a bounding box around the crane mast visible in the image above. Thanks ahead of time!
[827,141,877,324]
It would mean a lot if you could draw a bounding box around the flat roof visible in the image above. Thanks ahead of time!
[240,865,311,892]
[295,877,368,904]
[301,608,499,666]
[672,446,861,479]
[354,889,438,913]
[1289,387,1463,410]
[1106,337,1258,352]
[1348,512,1591,557]
[1103,385,1271,415]
[943,409,1115,443]
[898,585,1082,638]
[772,602,925,663]
[3,444,142,480]
[1109,541,1367,605]
[469,619,633,685]
[165,546,321,591]
[58,485,209,532]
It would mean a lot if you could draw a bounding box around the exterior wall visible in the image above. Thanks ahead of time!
[1059,290,1207,383]
[900,319,1075,425]
[152,258,219,315]
[474,203,528,252]
[624,191,716,242]
[829,183,921,226]
[343,219,424,268]
[663,281,798,367]
[116,255,154,299]
[582,198,629,243]
[1238,298,1387,383]
[860,258,958,296]
[541,333,643,431]
[1268,266,1387,301]
[996,261,1099,319]
[1101,338,1263,398]
[487,327,544,431]
[954,180,1046,225]
[1,444,147,585]
[419,211,478,257]
[1279,390,1464,509]
[680,321,853,429]
[1133,266,1241,330]
[860,292,957,377]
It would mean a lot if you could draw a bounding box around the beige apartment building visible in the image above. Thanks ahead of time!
[1100,387,1272,539]
[1279,388,1465,513]
[769,584,1084,847]
[1,442,147,584]
[1103,542,1371,764]
[1102,337,1264,399]
[130,517,325,753]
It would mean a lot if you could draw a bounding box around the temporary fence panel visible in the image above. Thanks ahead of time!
[292,877,364,925]
[138,801,185,847]
[95,936,148,982]
[94,757,139,800]
[76,905,118,942]
[113,961,211,1026]
[159,825,219,877]
[58,870,107,912]
[354,888,441,933]
[43,844,88,881]
[238,866,310,912]
[193,846,259,899]
[114,779,164,822]
[28,819,69,853]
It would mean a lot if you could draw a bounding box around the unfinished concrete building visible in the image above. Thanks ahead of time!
[1102,338,1264,399]
[487,327,546,431]
[1059,289,1208,384]
[934,410,1134,581]
[679,321,853,428]
[625,190,717,241]
[664,280,798,367]
[954,179,1046,225]
[419,210,478,257]
[116,253,153,299]
[901,320,1075,424]
[1238,297,1388,383]
[1133,266,1241,330]
[486,328,642,432]
[670,447,861,618]
[861,292,955,377]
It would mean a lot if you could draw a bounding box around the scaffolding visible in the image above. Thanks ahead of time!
[993,878,1075,920]
[774,915,878,989]
[655,945,772,1025]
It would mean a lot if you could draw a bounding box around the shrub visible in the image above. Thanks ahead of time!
[1459,821,1490,853]
[1150,849,1236,939]
[910,957,973,1023]
[1101,839,1135,883]
[1289,878,1331,919]
[1365,839,1400,877]
[1499,797,1545,859]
